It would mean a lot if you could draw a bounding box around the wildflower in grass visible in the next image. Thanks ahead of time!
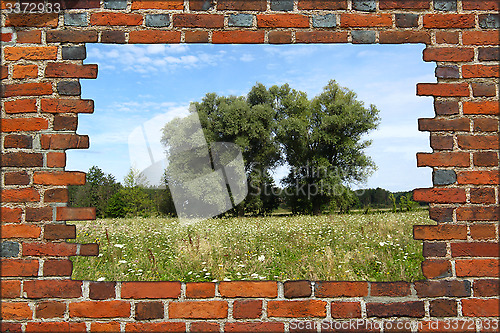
[97,277,105,281]
[114,244,124,248]
[258,255,265,262]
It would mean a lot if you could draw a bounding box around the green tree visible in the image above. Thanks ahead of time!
[277,80,380,215]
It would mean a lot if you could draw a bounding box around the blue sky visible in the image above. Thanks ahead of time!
[68,43,435,192]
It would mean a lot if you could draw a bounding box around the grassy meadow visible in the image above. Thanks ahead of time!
[70,210,434,282]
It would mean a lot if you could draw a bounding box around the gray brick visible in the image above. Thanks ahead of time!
[433,0,457,11]
[479,14,500,29]
[64,13,88,27]
[395,14,418,28]
[104,0,128,10]
[352,30,376,44]
[57,81,81,96]
[228,14,253,27]
[435,66,459,79]
[62,46,87,60]
[353,0,376,12]
[312,14,336,28]
[433,170,457,185]
[271,0,293,11]
[145,14,170,27]
[1,242,20,258]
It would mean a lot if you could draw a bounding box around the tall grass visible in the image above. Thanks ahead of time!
[70,210,434,282]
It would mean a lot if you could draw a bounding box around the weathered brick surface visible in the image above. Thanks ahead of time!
[1,1,498,328]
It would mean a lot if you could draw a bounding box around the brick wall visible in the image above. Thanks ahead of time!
[1,0,498,331]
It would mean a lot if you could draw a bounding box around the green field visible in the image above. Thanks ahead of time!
[70,210,434,282]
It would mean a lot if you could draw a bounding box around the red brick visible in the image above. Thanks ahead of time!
[185,31,209,43]
[474,118,499,132]
[463,0,499,10]
[423,47,474,62]
[370,282,411,297]
[218,281,277,297]
[463,101,499,115]
[41,99,94,113]
[173,14,224,28]
[295,31,348,43]
[1,188,40,202]
[23,242,77,256]
[43,259,73,276]
[80,243,99,256]
[17,30,41,43]
[1,82,53,97]
[90,13,143,26]
[125,323,186,332]
[462,299,499,317]
[414,225,467,240]
[224,322,284,333]
[463,31,500,45]
[5,13,58,27]
[457,206,499,221]
[212,31,265,44]
[379,31,430,44]
[366,301,424,318]
[56,207,96,221]
[4,46,57,61]
[0,280,21,298]
[36,301,66,318]
[474,279,500,296]
[2,152,42,167]
[456,259,500,277]
[186,282,215,298]
[1,302,33,320]
[89,282,116,300]
[40,134,89,149]
[44,188,69,203]
[457,171,499,185]
[423,14,475,28]
[341,13,392,28]
[121,281,181,298]
[458,134,499,149]
[451,242,499,257]
[423,241,447,257]
[436,31,459,44]
[1,259,38,277]
[34,171,86,186]
[131,0,184,9]
[429,299,457,317]
[430,135,453,150]
[45,63,98,79]
[330,301,361,318]
[13,64,38,79]
[269,31,292,44]
[47,152,66,168]
[1,207,23,223]
[2,224,41,239]
[416,83,469,97]
[90,322,121,332]
[218,0,266,11]
[434,100,459,115]
[169,300,227,319]
[25,206,52,222]
[60,0,101,9]
[0,323,21,332]
[268,300,326,318]
[190,322,219,333]
[26,322,86,332]
[470,224,497,239]
[379,0,428,9]
[413,188,466,203]
[418,118,470,131]
[470,187,496,204]
[1,32,13,42]
[4,98,37,113]
[129,31,181,43]
[315,282,368,297]
[101,31,126,44]
[135,301,163,320]
[257,14,309,28]
[417,152,470,167]
[1,118,48,132]
[70,301,130,318]
[1,65,8,79]
[46,30,98,43]
[233,300,262,319]
[25,280,82,298]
